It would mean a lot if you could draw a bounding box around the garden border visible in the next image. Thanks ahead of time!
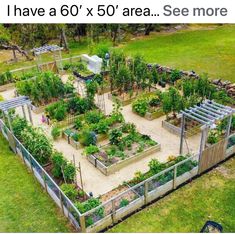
[87,144,161,176]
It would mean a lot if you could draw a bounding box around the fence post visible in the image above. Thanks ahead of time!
[79,215,86,233]
[42,171,48,193]
[59,190,65,215]
[144,181,149,204]
[111,199,116,224]
[173,166,177,189]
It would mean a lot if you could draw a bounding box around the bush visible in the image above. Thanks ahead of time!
[79,129,97,146]
[85,110,104,124]
[84,145,100,156]
[74,119,83,130]
[45,101,68,121]
[12,116,28,140]
[60,184,78,201]
[51,126,61,140]
[109,129,123,145]
[63,163,76,182]
[132,98,149,116]
[52,151,67,178]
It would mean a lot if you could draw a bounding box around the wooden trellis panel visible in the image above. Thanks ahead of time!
[199,139,227,174]
[40,62,58,73]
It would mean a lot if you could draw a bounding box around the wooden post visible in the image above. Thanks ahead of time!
[43,172,48,193]
[179,114,185,155]
[59,190,65,215]
[73,154,78,185]
[173,166,177,189]
[111,199,116,224]
[79,215,86,233]
[6,111,13,132]
[144,181,149,204]
[27,104,33,125]
[226,115,233,138]
[21,105,26,119]
[78,162,84,190]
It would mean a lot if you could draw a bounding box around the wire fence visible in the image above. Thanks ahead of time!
[1,116,234,233]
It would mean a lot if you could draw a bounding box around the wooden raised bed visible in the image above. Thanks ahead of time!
[162,119,201,138]
[87,143,161,175]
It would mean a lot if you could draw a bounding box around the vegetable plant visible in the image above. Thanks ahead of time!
[60,183,78,201]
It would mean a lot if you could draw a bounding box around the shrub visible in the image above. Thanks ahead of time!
[60,184,78,201]
[45,101,68,121]
[12,116,28,140]
[109,129,123,145]
[51,126,61,140]
[132,98,148,116]
[84,145,100,156]
[92,119,110,134]
[52,151,67,178]
[79,129,97,146]
[74,119,83,130]
[63,162,76,182]
[85,110,104,124]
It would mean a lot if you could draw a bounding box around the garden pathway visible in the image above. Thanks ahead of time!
[0,79,201,197]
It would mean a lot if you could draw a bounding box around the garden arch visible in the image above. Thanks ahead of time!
[179,99,234,173]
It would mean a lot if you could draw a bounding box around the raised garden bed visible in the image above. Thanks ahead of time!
[162,117,201,138]
[108,89,157,106]
[87,129,160,175]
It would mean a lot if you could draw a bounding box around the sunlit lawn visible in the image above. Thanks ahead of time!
[0,135,73,232]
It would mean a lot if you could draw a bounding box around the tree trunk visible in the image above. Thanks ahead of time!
[12,49,17,62]
[1,44,31,60]
[144,24,152,35]
[60,28,69,51]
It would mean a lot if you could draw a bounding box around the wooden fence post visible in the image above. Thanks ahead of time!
[144,181,149,204]
[111,199,116,224]
[79,215,86,233]
[173,166,177,189]
[59,190,65,215]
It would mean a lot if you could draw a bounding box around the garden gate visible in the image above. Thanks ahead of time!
[40,61,58,73]
[198,139,227,174]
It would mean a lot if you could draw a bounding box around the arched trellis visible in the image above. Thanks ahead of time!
[179,99,234,157]
[32,45,63,72]
[0,96,33,132]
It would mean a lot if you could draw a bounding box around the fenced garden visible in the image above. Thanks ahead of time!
[0,49,235,233]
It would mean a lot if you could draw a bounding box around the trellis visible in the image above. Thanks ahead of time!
[32,45,63,71]
[0,96,33,131]
[179,99,234,156]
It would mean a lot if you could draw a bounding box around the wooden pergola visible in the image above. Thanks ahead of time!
[32,45,63,71]
[0,96,33,132]
[179,99,234,156]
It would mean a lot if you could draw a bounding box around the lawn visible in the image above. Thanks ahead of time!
[0,135,73,233]
[1,25,235,82]
[109,157,235,233]
[120,25,235,83]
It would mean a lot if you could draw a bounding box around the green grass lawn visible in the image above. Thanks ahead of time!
[120,25,235,83]
[109,157,235,233]
[0,135,73,233]
[1,25,235,81]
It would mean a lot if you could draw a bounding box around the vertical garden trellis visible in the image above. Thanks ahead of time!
[179,99,234,161]
[32,45,63,72]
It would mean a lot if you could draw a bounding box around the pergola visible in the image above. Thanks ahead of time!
[32,45,63,71]
[179,99,235,156]
[0,96,33,132]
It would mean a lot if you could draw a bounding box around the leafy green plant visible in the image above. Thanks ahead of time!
[207,130,220,144]
[132,98,149,116]
[85,110,104,124]
[74,119,83,130]
[63,162,76,182]
[45,101,68,121]
[148,159,165,174]
[84,145,100,156]
[109,129,123,145]
[60,184,78,201]
[120,199,129,208]
[79,129,97,146]
[52,151,67,178]
[12,116,28,140]
[51,126,61,140]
